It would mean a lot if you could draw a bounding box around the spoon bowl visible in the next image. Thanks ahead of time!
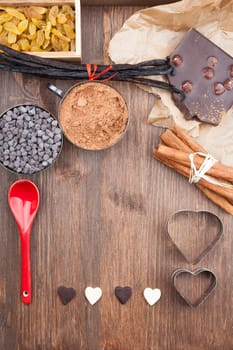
[8,180,40,304]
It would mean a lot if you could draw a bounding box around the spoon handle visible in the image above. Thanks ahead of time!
[21,232,31,304]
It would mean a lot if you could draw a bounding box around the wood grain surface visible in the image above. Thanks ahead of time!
[0,4,233,350]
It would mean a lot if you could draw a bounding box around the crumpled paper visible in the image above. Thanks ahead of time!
[109,0,233,165]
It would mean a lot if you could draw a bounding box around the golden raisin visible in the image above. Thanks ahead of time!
[28,22,36,35]
[63,24,75,40]
[1,7,25,21]
[18,38,30,51]
[57,13,67,24]
[18,19,28,34]
[4,22,20,35]
[0,5,76,52]
[44,21,51,40]
[36,30,44,47]
[7,32,17,44]
[48,6,59,26]
[0,13,13,24]
[11,42,20,50]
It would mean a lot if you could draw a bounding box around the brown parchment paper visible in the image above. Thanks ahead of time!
[109,0,233,165]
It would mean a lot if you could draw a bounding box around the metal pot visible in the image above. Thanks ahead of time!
[47,81,129,151]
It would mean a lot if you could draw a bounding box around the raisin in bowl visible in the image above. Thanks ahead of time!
[0,104,63,175]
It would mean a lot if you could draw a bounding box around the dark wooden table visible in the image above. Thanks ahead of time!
[0,4,233,350]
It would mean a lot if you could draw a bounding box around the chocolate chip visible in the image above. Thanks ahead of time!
[202,67,215,80]
[55,127,61,134]
[57,286,76,305]
[223,79,233,91]
[54,134,62,142]
[25,115,31,122]
[115,286,132,304]
[37,130,44,137]
[28,108,35,116]
[5,115,12,122]
[7,110,13,117]
[182,81,193,93]
[52,120,58,127]
[19,106,27,113]
[171,54,183,67]
[214,82,225,95]
[208,56,218,67]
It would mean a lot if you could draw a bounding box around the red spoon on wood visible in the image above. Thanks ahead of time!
[8,180,40,304]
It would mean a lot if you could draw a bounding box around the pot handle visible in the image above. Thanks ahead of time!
[47,83,64,99]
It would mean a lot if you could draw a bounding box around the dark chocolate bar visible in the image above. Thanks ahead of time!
[168,29,233,125]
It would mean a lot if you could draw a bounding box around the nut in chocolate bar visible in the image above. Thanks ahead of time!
[168,29,233,126]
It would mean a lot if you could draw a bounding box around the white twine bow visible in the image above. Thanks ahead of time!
[189,152,233,189]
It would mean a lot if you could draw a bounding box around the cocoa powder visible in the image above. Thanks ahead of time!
[59,82,128,150]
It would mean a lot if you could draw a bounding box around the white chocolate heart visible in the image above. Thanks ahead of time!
[143,288,161,306]
[85,287,102,305]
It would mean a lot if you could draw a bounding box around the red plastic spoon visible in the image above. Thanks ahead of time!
[8,180,40,305]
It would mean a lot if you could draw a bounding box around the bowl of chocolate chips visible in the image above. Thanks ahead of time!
[0,104,63,175]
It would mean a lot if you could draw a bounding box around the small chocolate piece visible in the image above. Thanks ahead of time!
[182,81,193,93]
[207,56,218,67]
[224,79,233,91]
[171,54,183,67]
[168,29,233,125]
[214,82,225,95]
[57,286,76,305]
[202,67,215,80]
[115,286,132,304]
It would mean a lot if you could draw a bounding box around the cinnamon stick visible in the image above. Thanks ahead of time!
[153,148,233,201]
[172,124,207,153]
[156,144,233,182]
[153,149,233,215]
[196,184,233,215]
[153,124,233,214]
[160,129,193,153]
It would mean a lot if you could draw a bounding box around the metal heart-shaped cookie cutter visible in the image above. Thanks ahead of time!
[166,210,223,264]
[172,268,217,307]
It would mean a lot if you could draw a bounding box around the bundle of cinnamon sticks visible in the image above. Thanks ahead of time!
[153,124,233,215]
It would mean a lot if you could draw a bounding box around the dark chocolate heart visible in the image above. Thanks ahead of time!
[57,286,76,305]
[115,286,132,304]
[172,268,217,307]
[167,210,223,264]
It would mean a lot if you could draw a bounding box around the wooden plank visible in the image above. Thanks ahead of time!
[0,4,232,350]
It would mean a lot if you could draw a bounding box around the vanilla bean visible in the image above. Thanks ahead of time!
[0,63,171,79]
[0,53,46,69]
[0,44,86,71]
[135,58,170,67]
[0,64,82,77]
[0,44,171,72]
[119,77,185,99]
[0,44,184,96]
[0,63,173,80]
[117,65,173,76]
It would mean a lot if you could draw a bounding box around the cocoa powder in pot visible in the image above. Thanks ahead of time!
[59,82,128,150]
